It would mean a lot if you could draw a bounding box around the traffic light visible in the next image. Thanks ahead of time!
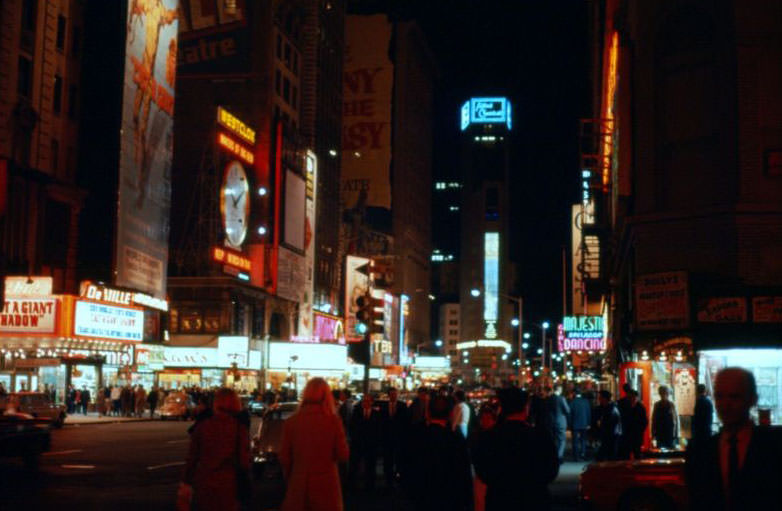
[370,259,393,288]
[355,293,372,329]
[369,295,385,335]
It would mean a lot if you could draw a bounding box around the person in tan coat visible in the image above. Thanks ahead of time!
[280,378,350,511]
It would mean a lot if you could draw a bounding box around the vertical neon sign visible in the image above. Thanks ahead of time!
[484,232,499,339]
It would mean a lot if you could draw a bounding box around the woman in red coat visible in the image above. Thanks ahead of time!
[179,388,250,511]
[280,378,350,511]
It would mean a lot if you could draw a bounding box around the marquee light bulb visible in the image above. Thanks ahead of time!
[258,187,267,196]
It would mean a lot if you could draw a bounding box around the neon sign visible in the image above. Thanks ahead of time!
[484,232,499,339]
[212,246,252,272]
[217,106,256,145]
[559,315,606,351]
[217,132,254,165]
[461,97,512,130]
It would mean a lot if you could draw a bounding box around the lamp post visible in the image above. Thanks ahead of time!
[541,321,550,376]
[471,288,524,387]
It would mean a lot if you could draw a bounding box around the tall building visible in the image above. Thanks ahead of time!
[592,0,782,425]
[457,97,514,385]
[166,0,347,392]
[341,12,436,366]
[0,0,86,293]
[299,0,346,315]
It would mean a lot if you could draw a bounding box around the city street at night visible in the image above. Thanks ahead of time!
[2,0,782,509]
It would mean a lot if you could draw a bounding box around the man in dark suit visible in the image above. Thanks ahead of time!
[686,367,782,511]
[569,386,592,461]
[691,383,714,443]
[349,394,382,490]
[473,387,559,511]
[381,387,407,486]
[409,395,472,511]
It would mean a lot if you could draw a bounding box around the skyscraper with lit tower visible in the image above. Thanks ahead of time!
[457,97,514,385]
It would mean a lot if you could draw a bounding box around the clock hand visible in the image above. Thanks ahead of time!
[232,190,245,208]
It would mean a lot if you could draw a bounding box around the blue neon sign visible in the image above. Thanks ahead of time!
[461,97,512,130]
[484,232,499,339]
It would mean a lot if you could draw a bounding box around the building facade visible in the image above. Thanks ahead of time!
[591,0,782,425]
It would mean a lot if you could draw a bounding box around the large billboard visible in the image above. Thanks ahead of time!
[635,271,689,330]
[341,15,393,211]
[115,0,179,298]
[297,151,317,337]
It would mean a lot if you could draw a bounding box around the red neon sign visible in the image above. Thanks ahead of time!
[212,246,251,272]
[217,132,254,165]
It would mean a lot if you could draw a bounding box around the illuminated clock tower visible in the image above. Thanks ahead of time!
[457,97,513,385]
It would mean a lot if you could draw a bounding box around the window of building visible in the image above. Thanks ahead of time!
[17,56,32,97]
[21,0,36,31]
[284,43,291,68]
[449,309,458,316]
[56,15,66,50]
[293,52,299,75]
[449,319,458,325]
[71,27,81,57]
[53,75,63,114]
[292,86,298,110]
[449,329,458,336]
[276,34,282,59]
[283,77,290,104]
[68,84,77,119]
[275,69,281,94]
[50,138,59,173]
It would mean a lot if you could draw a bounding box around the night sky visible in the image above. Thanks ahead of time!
[414,0,591,325]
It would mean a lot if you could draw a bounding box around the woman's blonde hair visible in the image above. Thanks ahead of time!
[299,377,336,414]
[213,387,241,414]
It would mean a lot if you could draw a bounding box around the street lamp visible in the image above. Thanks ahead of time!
[469,287,524,387]
[541,321,549,376]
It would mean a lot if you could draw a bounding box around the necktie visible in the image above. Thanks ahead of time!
[728,433,739,508]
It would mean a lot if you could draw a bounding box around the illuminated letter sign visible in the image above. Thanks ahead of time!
[217,106,256,145]
[217,132,254,165]
[212,246,252,272]
[560,315,606,351]
[460,101,470,131]
[484,232,500,339]
[470,97,508,124]
[74,301,144,342]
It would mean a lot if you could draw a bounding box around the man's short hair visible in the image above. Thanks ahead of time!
[497,387,529,415]
[622,383,632,393]
[718,367,757,399]
[454,389,466,402]
[599,390,612,400]
[696,383,707,395]
[417,386,428,394]
[429,395,451,420]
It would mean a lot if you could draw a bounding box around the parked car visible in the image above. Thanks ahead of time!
[251,402,298,477]
[158,391,195,420]
[0,412,51,469]
[579,457,688,511]
[0,392,66,428]
[248,399,266,417]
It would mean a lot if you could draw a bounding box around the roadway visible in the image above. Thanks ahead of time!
[0,418,584,510]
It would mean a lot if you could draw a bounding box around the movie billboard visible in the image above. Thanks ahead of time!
[345,255,370,342]
[341,15,393,211]
[115,0,179,298]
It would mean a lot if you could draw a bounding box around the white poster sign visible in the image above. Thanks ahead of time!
[217,336,249,368]
[74,301,144,342]
[0,297,58,334]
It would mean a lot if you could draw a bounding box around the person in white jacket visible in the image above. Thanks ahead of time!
[451,389,471,438]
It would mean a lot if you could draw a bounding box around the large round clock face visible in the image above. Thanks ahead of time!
[221,161,250,248]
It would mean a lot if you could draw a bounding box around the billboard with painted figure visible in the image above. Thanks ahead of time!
[115,0,179,298]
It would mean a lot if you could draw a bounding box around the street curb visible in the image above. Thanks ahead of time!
[63,418,157,427]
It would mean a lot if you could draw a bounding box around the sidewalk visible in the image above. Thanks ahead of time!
[64,413,155,426]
